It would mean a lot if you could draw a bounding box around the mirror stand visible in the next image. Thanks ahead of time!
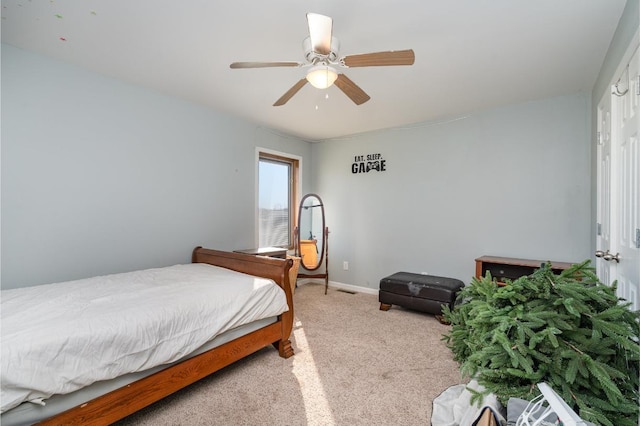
[295,193,329,294]
[295,226,329,294]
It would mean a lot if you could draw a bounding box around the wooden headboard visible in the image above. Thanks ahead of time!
[191,246,293,289]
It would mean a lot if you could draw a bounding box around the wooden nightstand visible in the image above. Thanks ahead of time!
[234,247,287,259]
[475,255,573,285]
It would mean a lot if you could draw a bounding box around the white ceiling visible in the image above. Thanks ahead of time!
[1,0,628,141]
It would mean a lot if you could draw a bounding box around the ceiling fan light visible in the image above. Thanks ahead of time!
[306,65,338,89]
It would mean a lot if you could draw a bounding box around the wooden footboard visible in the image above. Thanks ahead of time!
[36,247,294,425]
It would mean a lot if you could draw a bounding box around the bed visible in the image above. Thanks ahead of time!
[1,247,295,425]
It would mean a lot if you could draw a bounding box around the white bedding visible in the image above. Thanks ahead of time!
[1,263,289,413]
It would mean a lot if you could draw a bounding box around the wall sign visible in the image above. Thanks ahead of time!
[351,153,386,174]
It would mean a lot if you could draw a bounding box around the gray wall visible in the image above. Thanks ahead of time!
[314,0,639,291]
[314,93,592,289]
[3,0,635,291]
[593,0,638,105]
[1,44,312,289]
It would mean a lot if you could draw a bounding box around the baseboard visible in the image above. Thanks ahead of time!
[330,280,378,295]
[296,278,378,296]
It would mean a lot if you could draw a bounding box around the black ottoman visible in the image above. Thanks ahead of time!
[379,272,464,317]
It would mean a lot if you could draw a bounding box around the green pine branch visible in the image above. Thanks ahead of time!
[442,260,640,426]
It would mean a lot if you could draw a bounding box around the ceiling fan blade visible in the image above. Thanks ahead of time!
[230,61,301,69]
[307,13,332,55]
[342,49,415,67]
[334,74,370,105]
[273,79,308,106]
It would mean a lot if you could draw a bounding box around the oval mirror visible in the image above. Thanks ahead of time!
[297,193,325,271]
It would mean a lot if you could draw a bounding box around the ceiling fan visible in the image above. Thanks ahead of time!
[229,13,415,107]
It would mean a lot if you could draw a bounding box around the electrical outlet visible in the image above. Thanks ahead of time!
[343,261,349,271]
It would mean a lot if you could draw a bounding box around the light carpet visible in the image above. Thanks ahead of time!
[116,282,464,425]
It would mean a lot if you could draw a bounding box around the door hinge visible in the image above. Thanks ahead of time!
[636,228,640,249]
[597,223,602,236]
[597,132,602,145]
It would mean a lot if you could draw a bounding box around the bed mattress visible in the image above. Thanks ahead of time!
[0,317,277,426]
[1,263,289,415]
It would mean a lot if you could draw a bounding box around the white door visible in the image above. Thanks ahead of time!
[611,45,640,311]
[598,43,640,312]
[596,92,613,285]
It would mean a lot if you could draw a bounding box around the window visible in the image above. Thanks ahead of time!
[258,151,300,248]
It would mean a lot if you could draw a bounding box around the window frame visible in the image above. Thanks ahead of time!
[255,148,301,250]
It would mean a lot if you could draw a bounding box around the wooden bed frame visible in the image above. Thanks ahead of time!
[35,247,294,425]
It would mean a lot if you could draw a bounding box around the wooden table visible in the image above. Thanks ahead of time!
[234,247,287,259]
[475,255,573,285]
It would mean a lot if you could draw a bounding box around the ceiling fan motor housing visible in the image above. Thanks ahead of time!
[303,36,340,64]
